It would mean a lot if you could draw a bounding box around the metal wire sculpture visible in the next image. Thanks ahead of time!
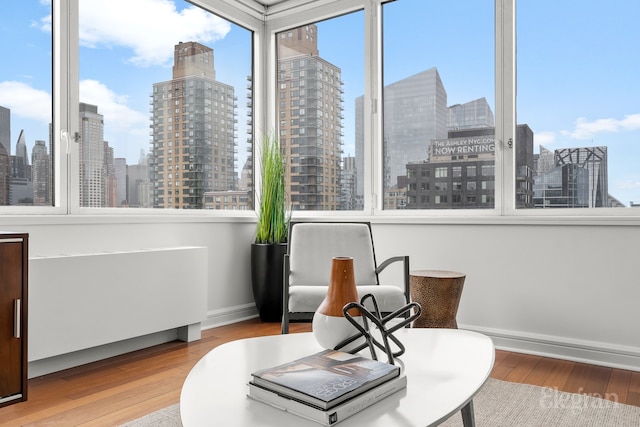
[333,294,422,365]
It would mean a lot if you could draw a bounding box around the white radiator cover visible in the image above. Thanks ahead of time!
[29,247,208,362]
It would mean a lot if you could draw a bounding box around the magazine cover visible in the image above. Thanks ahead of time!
[251,349,400,410]
[248,374,407,425]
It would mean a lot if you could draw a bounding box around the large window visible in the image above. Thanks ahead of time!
[78,0,253,209]
[382,0,495,210]
[517,1,640,209]
[4,0,640,218]
[275,11,364,211]
[0,0,54,207]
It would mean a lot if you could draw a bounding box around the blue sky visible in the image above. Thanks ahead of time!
[1,0,639,206]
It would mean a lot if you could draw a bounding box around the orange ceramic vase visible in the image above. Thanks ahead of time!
[312,257,362,349]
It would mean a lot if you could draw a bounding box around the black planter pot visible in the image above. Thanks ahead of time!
[251,242,287,322]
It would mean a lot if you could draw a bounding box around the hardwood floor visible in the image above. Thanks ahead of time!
[1,319,639,426]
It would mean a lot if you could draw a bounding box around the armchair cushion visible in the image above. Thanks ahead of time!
[288,223,378,287]
[282,221,410,333]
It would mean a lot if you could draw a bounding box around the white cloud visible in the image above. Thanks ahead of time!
[80,79,147,134]
[32,13,51,32]
[618,179,640,190]
[0,81,51,123]
[78,0,231,67]
[533,131,556,148]
[562,113,640,140]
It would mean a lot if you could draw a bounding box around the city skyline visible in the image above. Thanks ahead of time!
[1,0,639,206]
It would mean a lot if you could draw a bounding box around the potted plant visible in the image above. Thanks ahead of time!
[251,134,290,322]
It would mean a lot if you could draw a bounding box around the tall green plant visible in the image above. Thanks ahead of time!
[255,135,290,244]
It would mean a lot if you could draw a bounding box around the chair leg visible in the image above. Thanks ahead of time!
[282,312,289,334]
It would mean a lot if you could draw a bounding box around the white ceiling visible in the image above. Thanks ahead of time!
[241,0,321,13]
[229,0,341,20]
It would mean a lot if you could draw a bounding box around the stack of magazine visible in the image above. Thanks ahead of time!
[247,349,406,425]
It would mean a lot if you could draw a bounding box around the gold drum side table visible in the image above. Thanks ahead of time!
[410,270,466,328]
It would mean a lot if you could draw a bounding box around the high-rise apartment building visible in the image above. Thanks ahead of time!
[79,102,105,207]
[340,155,359,210]
[104,142,116,207]
[127,151,151,208]
[277,25,344,210]
[115,158,127,206]
[10,129,33,205]
[0,106,10,205]
[32,140,51,205]
[149,41,237,209]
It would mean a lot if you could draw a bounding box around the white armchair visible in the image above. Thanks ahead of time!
[281,222,410,334]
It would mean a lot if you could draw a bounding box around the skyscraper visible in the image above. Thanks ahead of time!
[383,68,447,191]
[448,97,494,130]
[150,41,237,209]
[127,151,151,208]
[340,155,359,210]
[356,67,448,198]
[14,130,29,179]
[32,140,51,205]
[277,25,344,210]
[79,103,105,207]
[104,141,116,207]
[0,106,10,205]
[115,158,127,206]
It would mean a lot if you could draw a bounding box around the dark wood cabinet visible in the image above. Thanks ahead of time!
[0,232,28,407]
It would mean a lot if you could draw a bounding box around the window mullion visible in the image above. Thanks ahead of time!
[496,0,516,214]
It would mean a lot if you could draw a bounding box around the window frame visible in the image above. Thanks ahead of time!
[3,0,639,223]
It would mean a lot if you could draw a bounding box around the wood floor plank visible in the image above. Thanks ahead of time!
[561,362,592,394]
[582,364,612,397]
[497,351,526,368]
[503,354,543,383]
[490,364,513,380]
[522,356,560,386]
[540,358,575,390]
[630,372,640,393]
[606,369,632,403]
[627,391,640,407]
[493,349,509,366]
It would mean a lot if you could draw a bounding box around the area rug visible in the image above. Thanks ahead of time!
[118,379,640,426]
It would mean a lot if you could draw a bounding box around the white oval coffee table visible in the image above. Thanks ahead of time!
[180,328,494,426]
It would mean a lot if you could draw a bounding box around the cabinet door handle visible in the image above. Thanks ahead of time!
[14,299,21,339]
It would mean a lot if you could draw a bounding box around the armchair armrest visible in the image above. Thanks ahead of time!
[376,255,410,303]
[282,253,291,334]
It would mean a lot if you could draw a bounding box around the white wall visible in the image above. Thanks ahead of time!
[3,218,639,372]
[372,221,640,371]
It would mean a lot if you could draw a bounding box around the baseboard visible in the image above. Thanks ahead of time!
[201,303,259,330]
[462,324,640,372]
